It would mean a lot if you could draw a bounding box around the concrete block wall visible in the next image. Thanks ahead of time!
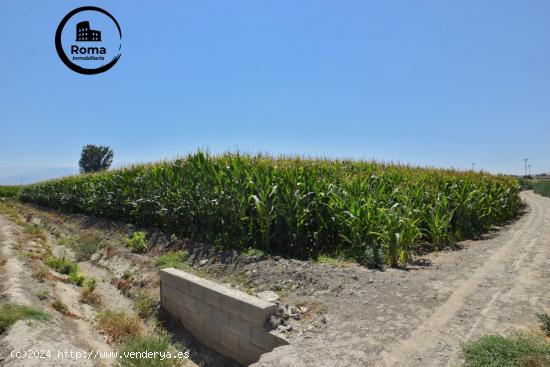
[160,268,288,366]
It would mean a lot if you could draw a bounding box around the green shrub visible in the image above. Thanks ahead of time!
[462,332,550,367]
[46,255,84,286]
[19,151,521,265]
[84,277,97,292]
[46,256,78,275]
[80,277,100,305]
[126,232,148,254]
[80,281,101,305]
[117,333,189,367]
[63,232,103,261]
[68,272,85,286]
[154,251,189,270]
[0,304,50,333]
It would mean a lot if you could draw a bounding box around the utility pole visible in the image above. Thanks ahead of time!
[524,158,528,176]
[528,165,532,176]
[471,162,475,171]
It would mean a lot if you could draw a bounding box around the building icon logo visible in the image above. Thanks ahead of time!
[76,21,101,42]
[55,6,122,75]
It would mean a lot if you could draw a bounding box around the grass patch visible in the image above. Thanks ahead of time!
[223,272,254,294]
[117,333,189,367]
[154,251,189,270]
[23,223,46,241]
[11,241,23,251]
[533,180,550,198]
[0,200,24,225]
[61,231,103,261]
[123,268,135,280]
[0,304,50,333]
[80,289,101,306]
[46,256,78,275]
[126,231,148,254]
[51,298,69,315]
[32,264,50,282]
[36,289,49,301]
[81,290,102,306]
[134,291,155,320]
[96,310,142,344]
[114,269,135,295]
[462,332,550,367]
[314,303,328,315]
[315,254,346,266]
[68,271,85,286]
[241,247,266,258]
[46,255,85,285]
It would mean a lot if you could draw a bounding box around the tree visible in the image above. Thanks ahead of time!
[79,145,113,173]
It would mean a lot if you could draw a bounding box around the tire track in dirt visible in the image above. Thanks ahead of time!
[0,215,113,367]
[255,191,550,367]
[380,191,550,367]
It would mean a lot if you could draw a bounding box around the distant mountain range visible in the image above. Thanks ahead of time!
[0,167,78,185]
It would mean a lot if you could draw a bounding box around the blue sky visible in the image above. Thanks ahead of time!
[1,0,549,178]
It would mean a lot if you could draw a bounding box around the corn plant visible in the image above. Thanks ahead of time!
[19,151,521,266]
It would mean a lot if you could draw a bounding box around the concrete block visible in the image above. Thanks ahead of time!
[204,289,221,308]
[184,310,204,334]
[219,328,240,351]
[240,302,278,327]
[196,302,213,320]
[160,268,286,366]
[269,330,289,347]
[160,270,190,292]
[211,309,230,329]
[238,338,265,365]
[229,315,251,339]
[162,294,179,316]
[162,284,187,305]
[210,340,241,363]
[202,320,221,345]
[220,294,243,316]
[181,293,198,313]
[250,325,288,351]
[187,281,206,301]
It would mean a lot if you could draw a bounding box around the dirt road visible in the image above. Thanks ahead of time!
[254,191,550,366]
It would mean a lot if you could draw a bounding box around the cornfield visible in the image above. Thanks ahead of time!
[0,185,22,198]
[19,152,521,266]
